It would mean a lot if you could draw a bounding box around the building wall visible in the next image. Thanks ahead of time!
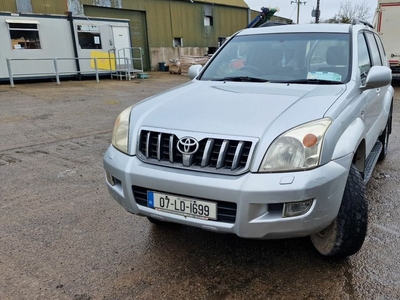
[31,0,67,14]
[145,1,248,47]
[144,0,248,69]
[1,0,68,14]
[1,0,17,12]
[0,0,249,71]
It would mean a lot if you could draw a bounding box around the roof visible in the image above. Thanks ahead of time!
[237,23,353,35]
[195,0,249,9]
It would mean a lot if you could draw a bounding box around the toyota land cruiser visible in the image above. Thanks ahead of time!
[103,20,393,257]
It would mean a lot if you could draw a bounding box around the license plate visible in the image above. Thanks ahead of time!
[147,191,217,220]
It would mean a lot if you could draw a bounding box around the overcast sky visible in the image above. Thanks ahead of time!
[244,0,378,24]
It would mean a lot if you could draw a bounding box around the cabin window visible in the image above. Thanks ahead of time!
[7,21,41,50]
[77,25,102,49]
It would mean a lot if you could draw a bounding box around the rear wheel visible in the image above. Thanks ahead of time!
[310,164,368,257]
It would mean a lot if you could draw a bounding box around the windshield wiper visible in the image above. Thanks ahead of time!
[217,76,269,83]
[279,79,341,84]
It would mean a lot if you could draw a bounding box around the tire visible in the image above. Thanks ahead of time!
[147,216,166,225]
[378,103,393,162]
[310,164,368,257]
[147,216,178,227]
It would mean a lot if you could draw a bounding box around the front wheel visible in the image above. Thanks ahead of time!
[147,216,166,225]
[147,216,179,228]
[310,164,368,257]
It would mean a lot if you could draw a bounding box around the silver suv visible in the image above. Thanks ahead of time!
[103,20,393,257]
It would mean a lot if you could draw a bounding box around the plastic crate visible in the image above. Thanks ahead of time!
[137,73,149,79]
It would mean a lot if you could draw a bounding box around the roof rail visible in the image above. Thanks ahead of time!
[352,18,373,29]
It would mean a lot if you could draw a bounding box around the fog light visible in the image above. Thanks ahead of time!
[282,199,314,218]
[105,172,115,186]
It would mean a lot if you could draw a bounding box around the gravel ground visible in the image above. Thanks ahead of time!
[1,73,400,300]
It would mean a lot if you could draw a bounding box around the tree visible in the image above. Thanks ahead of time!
[323,0,372,24]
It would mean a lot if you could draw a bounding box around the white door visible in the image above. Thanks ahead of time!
[111,26,131,68]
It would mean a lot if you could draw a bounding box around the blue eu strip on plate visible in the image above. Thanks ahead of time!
[147,191,154,208]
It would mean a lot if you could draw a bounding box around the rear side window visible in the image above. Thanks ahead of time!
[365,32,382,66]
[358,33,371,84]
[374,34,388,67]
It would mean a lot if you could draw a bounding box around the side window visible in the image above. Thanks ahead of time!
[365,32,382,66]
[358,33,371,84]
[8,21,41,50]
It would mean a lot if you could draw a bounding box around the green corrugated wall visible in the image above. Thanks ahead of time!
[31,0,67,14]
[145,0,247,47]
[79,0,248,47]
[1,0,67,14]
[1,0,17,12]
[1,0,248,47]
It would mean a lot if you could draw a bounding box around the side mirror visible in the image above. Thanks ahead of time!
[188,65,203,80]
[362,66,392,90]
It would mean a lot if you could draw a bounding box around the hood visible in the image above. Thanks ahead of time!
[131,80,346,140]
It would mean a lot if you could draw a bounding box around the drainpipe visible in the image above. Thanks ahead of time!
[67,11,81,80]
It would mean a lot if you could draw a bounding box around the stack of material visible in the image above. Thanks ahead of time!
[179,56,210,75]
[168,59,181,74]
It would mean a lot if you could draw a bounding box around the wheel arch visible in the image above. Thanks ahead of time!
[331,117,365,165]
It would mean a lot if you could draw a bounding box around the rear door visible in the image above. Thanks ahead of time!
[359,31,387,154]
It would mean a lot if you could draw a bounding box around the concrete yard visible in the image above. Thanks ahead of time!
[1,73,400,299]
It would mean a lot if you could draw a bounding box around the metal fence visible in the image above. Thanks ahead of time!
[6,47,145,87]
[7,57,143,87]
[6,57,107,87]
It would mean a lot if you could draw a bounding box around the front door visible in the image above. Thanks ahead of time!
[112,26,132,69]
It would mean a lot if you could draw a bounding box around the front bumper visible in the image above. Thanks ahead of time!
[103,145,352,239]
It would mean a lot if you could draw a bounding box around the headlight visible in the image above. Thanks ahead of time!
[259,118,331,172]
[111,106,133,154]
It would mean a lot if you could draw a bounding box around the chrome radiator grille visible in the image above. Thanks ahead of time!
[137,130,255,174]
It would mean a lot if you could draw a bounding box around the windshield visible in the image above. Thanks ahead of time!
[200,32,350,84]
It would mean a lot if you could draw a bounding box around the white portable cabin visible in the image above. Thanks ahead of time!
[0,12,138,82]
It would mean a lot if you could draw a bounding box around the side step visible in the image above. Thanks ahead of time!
[363,141,383,184]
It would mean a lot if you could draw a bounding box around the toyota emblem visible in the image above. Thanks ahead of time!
[177,137,199,155]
